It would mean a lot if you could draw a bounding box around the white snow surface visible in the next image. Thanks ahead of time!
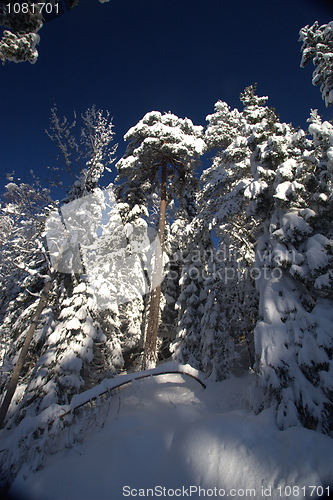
[9,362,333,500]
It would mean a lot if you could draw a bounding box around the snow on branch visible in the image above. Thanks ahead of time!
[300,21,333,107]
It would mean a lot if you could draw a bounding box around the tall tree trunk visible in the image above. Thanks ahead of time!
[142,160,167,369]
[0,278,53,429]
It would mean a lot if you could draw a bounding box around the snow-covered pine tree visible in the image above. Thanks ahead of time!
[116,111,206,368]
[300,21,333,107]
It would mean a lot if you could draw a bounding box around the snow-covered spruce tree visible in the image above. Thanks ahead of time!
[199,235,260,381]
[198,86,333,425]
[200,250,237,381]
[196,88,265,377]
[170,248,206,370]
[0,179,52,322]
[170,220,212,372]
[251,109,333,434]
[204,87,333,432]
[156,222,177,353]
[22,106,118,392]
[113,180,154,368]
[198,85,326,382]
[0,190,125,432]
[15,280,108,417]
[158,184,199,359]
[81,184,149,373]
[116,111,205,368]
[205,99,244,151]
[300,21,333,107]
[302,109,333,299]
[0,179,55,428]
[198,99,243,226]
[0,106,118,429]
[49,127,132,376]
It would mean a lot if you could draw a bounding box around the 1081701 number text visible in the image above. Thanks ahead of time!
[277,485,330,497]
[6,3,59,15]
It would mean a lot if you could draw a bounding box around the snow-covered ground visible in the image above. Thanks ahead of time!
[8,363,333,500]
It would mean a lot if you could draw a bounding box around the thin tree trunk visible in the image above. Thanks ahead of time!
[142,160,167,369]
[0,278,53,429]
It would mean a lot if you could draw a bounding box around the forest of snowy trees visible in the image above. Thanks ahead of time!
[0,19,333,490]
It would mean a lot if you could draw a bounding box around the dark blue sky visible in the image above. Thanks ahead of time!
[1,0,333,196]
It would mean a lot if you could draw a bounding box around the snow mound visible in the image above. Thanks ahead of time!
[10,371,333,500]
